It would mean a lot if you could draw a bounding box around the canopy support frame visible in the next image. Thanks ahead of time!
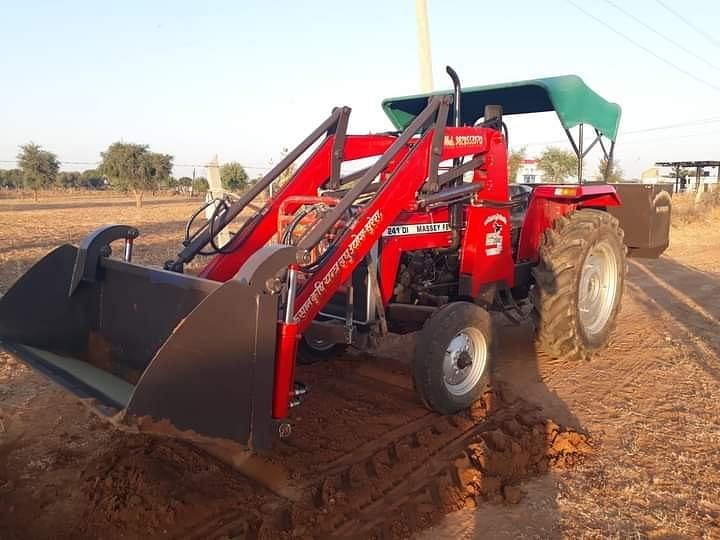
[563,124,613,183]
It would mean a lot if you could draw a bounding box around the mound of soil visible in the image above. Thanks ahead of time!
[76,433,277,538]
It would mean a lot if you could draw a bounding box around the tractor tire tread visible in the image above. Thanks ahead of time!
[532,208,626,362]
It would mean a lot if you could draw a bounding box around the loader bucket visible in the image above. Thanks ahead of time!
[0,227,297,449]
[608,183,673,258]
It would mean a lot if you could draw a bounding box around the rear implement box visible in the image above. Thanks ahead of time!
[608,183,673,258]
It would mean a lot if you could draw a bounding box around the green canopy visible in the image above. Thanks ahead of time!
[382,75,622,141]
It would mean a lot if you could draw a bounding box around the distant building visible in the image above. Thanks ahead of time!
[515,159,545,184]
[640,167,662,183]
[654,161,720,193]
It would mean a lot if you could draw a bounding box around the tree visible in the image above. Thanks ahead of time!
[57,171,82,189]
[100,142,173,208]
[160,176,178,190]
[595,158,624,183]
[507,146,527,184]
[220,161,248,191]
[177,176,193,187]
[537,146,577,183]
[17,142,60,201]
[80,169,105,189]
[192,176,209,195]
[0,169,23,189]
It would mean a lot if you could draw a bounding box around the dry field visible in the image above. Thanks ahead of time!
[0,192,718,539]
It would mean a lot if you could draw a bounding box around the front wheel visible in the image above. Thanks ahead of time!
[533,209,626,361]
[413,302,493,414]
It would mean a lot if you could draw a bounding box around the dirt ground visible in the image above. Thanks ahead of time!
[0,192,718,538]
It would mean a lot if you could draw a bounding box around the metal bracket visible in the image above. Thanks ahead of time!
[328,107,351,189]
[367,261,388,336]
[496,286,532,325]
[425,98,451,193]
[69,225,139,296]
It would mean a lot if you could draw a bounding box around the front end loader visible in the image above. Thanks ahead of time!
[0,69,671,449]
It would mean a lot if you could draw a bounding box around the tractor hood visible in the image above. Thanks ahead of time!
[382,74,622,141]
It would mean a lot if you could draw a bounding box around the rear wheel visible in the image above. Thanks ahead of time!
[413,302,493,414]
[533,209,626,361]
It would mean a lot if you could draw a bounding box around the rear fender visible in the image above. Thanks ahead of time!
[516,185,620,263]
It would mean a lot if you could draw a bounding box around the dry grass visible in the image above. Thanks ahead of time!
[0,192,206,294]
[672,189,720,225]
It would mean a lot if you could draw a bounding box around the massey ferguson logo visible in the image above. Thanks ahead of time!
[383,222,450,237]
[444,135,483,147]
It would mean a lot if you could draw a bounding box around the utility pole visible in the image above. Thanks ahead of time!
[415,0,433,92]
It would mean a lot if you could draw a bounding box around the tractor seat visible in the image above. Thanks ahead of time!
[508,184,532,255]
[508,184,532,228]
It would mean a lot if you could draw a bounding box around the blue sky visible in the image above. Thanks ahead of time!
[1,0,720,178]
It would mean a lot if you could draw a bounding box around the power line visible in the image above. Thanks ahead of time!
[566,0,720,93]
[602,0,720,72]
[523,123,720,148]
[0,159,99,166]
[175,162,267,170]
[654,0,720,50]
[520,115,720,146]
[622,128,720,145]
[624,116,720,134]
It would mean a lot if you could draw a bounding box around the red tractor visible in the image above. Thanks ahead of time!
[0,68,671,448]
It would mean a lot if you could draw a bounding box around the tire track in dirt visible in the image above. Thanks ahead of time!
[173,387,592,539]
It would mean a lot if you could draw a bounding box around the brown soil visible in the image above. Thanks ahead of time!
[1,193,719,538]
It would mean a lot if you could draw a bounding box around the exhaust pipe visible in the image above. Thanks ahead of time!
[440,65,463,253]
[446,65,462,129]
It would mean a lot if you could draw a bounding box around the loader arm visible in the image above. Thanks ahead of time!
[267,96,450,418]
[199,134,398,282]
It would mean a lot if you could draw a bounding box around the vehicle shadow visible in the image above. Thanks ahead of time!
[626,256,720,379]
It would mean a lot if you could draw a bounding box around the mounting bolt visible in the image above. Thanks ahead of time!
[265,277,283,295]
[278,422,292,439]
